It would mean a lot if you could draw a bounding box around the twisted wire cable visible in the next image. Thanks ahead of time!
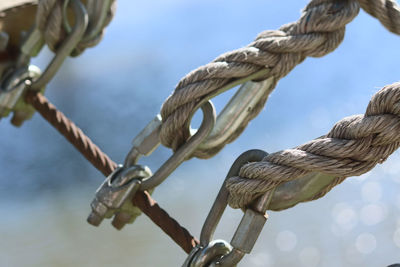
[25,90,199,254]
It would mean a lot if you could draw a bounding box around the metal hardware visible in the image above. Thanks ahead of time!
[18,0,88,90]
[87,164,152,227]
[88,101,215,229]
[124,101,216,191]
[124,115,162,167]
[184,149,274,267]
[179,68,273,154]
[0,65,41,125]
[63,0,112,43]
[198,75,274,151]
[269,171,339,211]
[183,240,232,267]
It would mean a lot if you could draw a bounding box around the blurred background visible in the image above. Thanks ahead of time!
[1,0,400,266]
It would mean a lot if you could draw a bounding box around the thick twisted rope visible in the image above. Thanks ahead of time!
[226,82,400,209]
[358,0,400,34]
[25,90,199,254]
[160,0,400,159]
[36,0,116,55]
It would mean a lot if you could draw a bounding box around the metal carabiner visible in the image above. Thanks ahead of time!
[18,0,88,90]
[87,101,216,229]
[185,68,275,152]
[185,149,275,267]
[63,0,112,43]
[124,100,216,191]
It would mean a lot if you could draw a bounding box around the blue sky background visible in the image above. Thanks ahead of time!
[1,0,400,266]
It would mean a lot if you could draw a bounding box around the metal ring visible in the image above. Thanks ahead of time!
[189,240,232,267]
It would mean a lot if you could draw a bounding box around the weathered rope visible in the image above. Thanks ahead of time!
[358,0,400,34]
[36,0,116,55]
[160,0,400,159]
[226,82,400,209]
[25,90,199,254]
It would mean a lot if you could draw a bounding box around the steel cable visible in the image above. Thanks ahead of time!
[25,90,199,254]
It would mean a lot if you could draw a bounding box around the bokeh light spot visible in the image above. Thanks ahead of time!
[360,204,386,226]
[355,233,376,254]
[361,182,382,203]
[332,203,358,231]
[249,252,274,267]
[394,228,400,248]
[276,230,297,252]
[299,246,320,267]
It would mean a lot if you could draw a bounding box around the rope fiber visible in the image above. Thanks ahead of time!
[36,0,116,55]
[226,82,400,209]
[160,0,400,160]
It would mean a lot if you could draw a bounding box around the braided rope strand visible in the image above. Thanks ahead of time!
[159,0,400,160]
[36,0,116,55]
[159,0,360,159]
[226,82,400,209]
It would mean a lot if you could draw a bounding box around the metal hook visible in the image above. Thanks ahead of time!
[138,100,216,190]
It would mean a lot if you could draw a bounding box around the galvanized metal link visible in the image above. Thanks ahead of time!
[183,149,273,267]
[140,101,215,190]
[88,101,216,229]
[123,101,216,191]
[197,74,274,151]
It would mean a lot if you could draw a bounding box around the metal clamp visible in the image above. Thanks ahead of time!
[88,101,216,229]
[87,164,152,228]
[0,65,41,125]
[184,149,274,267]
